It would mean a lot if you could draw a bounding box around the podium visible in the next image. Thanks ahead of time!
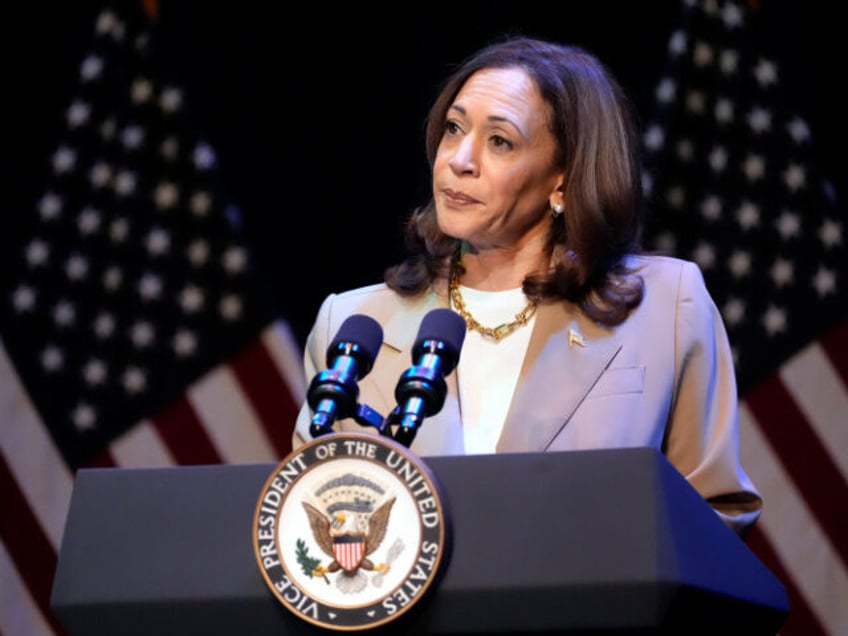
[50,447,788,634]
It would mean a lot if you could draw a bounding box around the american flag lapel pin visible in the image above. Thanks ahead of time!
[568,328,587,349]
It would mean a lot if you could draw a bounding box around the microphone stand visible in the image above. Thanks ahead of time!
[380,405,420,447]
[309,400,420,449]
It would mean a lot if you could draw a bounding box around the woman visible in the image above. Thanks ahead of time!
[292,37,761,534]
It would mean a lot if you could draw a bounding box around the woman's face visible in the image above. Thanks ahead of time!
[432,66,564,252]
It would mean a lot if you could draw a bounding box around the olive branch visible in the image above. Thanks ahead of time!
[295,538,329,584]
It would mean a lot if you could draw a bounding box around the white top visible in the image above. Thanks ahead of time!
[452,285,536,454]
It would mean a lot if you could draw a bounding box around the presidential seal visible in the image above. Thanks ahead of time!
[253,432,449,631]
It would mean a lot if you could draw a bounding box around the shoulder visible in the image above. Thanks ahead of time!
[624,254,722,337]
[625,253,708,295]
[312,283,443,348]
[317,283,411,318]
[626,253,697,276]
[622,254,719,320]
[326,282,396,303]
[314,283,396,329]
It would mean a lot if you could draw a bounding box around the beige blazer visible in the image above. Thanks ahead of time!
[293,255,762,533]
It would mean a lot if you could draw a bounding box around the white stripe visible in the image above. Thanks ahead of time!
[109,419,176,468]
[739,404,848,635]
[262,320,306,401]
[780,342,848,483]
[0,540,57,636]
[0,340,72,549]
[188,364,277,463]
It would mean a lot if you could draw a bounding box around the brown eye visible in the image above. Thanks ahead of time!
[444,120,461,136]
[490,134,513,150]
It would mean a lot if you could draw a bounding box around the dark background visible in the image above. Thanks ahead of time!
[5,1,846,346]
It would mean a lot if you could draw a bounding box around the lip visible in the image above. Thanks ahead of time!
[441,188,481,205]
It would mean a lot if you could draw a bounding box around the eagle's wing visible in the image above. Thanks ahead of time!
[365,497,396,555]
[302,501,334,557]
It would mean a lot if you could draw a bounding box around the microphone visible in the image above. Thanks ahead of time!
[388,308,466,446]
[307,314,383,438]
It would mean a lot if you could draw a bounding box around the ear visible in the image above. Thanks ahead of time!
[548,173,567,210]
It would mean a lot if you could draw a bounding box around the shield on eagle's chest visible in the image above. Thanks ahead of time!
[333,535,365,571]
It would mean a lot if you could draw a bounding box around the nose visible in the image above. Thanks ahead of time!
[448,136,478,176]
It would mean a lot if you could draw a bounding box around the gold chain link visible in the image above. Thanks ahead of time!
[449,267,538,341]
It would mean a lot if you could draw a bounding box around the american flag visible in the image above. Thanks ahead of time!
[641,2,847,634]
[0,3,305,634]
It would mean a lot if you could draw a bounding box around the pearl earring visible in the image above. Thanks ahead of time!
[551,202,564,217]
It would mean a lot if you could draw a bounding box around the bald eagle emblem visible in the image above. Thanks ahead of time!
[255,432,448,630]
[301,472,399,594]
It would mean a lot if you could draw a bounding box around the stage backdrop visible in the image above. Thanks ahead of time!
[2,2,846,636]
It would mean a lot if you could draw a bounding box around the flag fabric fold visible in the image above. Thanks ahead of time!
[0,4,305,634]
[641,2,848,634]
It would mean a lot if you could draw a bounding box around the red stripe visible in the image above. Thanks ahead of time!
[745,526,826,635]
[744,376,848,570]
[230,338,298,459]
[334,540,364,571]
[0,453,67,636]
[151,395,223,465]
[820,316,848,387]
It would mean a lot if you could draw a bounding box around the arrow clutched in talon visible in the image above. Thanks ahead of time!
[372,538,405,588]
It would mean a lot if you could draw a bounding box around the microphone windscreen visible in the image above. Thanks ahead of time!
[328,314,384,368]
[414,308,466,359]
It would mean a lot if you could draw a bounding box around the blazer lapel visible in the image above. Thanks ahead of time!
[496,301,621,452]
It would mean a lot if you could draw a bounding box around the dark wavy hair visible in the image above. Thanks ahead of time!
[385,36,644,326]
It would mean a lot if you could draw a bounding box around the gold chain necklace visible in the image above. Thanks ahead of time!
[449,266,538,341]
